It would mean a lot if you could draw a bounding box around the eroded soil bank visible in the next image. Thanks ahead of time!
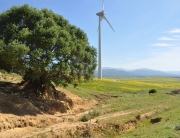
[0,73,97,138]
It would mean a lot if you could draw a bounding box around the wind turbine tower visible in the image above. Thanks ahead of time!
[96,0,115,79]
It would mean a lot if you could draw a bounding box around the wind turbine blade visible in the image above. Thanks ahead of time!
[103,15,115,32]
[102,0,104,12]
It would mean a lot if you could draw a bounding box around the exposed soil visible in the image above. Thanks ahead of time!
[91,93,121,102]
[0,74,97,137]
[19,110,158,138]
[0,73,4,80]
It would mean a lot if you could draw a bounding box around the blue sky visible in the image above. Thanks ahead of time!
[1,0,180,71]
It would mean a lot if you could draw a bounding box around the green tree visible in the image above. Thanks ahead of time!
[0,5,97,99]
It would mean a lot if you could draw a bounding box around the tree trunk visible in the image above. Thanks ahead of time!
[20,73,60,99]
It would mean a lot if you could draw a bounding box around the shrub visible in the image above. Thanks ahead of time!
[0,70,7,74]
[81,110,100,122]
[73,83,78,88]
[81,114,91,122]
[149,89,157,94]
[174,125,180,131]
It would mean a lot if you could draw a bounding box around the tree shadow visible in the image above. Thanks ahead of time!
[0,81,16,94]
[0,81,69,116]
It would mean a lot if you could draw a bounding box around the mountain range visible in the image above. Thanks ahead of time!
[94,68,180,78]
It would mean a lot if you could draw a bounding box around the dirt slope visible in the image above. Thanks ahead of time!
[0,73,97,138]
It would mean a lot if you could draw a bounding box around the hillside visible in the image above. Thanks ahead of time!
[95,68,180,78]
[1,72,180,137]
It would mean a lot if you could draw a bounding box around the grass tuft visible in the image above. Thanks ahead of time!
[81,110,100,122]
[174,125,180,131]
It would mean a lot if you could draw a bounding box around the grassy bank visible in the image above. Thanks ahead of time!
[67,77,180,137]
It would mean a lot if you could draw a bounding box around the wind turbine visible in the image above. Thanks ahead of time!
[96,0,115,79]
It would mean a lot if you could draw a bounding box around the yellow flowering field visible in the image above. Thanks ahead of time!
[78,78,180,93]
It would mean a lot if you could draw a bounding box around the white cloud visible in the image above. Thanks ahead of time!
[118,28,180,71]
[158,36,176,41]
[151,43,173,47]
[169,29,180,33]
[172,35,180,39]
[121,48,180,71]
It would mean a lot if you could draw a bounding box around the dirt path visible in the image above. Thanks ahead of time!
[0,103,161,138]
[0,109,139,138]
[21,108,156,138]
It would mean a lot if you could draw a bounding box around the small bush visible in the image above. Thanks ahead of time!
[149,89,157,94]
[174,125,180,131]
[73,83,78,88]
[81,110,100,122]
[0,70,7,74]
[81,114,91,122]
[90,110,100,118]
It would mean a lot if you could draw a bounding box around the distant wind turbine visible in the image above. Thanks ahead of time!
[96,0,115,79]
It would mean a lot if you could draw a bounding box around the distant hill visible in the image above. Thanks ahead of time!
[94,68,180,78]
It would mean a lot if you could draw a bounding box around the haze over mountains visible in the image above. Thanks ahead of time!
[94,68,180,78]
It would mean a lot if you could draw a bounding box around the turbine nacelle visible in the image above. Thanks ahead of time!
[96,11,105,17]
[96,1,114,32]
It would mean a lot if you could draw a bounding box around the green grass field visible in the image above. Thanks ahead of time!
[78,78,180,93]
[67,77,180,137]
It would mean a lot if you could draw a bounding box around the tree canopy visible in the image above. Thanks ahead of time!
[0,5,97,98]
